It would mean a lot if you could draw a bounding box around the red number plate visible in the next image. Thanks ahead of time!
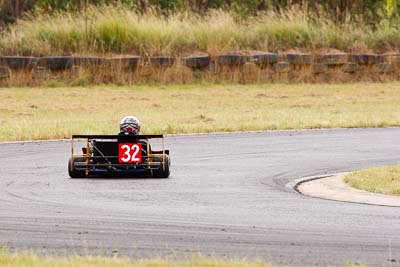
[118,143,142,164]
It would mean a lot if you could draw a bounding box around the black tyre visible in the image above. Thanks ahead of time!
[250,53,278,67]
[314,53,348,65]
[284,53,313,65]
[149,56,175,67]
[68,157,87,179]
[348,54,379,65]
[37,56,73,70]
[73,56,105,67]
[0,56,37,69]
[152,155,170,178]
[0,66,10,79]
[107,56,141,69]
[216,53,247,66]
[183,55,211,69]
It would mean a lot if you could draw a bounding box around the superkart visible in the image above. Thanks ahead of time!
[68,134,170,178]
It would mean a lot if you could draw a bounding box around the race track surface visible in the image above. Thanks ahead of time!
[1,128,400,266]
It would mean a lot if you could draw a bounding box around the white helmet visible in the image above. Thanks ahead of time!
[120,116,140,135]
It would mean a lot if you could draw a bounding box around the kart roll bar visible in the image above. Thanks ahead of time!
[72,134,164,139]
[71,135,165,157]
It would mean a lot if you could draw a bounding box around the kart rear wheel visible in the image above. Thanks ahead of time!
[152,155,170,178]
[68,157,87,178]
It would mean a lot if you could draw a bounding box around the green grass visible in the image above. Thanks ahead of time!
[0,4,395,56]
[0,82,400,141]
[344,165,400,196]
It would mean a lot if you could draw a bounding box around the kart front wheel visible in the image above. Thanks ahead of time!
[68,157,87,179]
[152,155,170,178]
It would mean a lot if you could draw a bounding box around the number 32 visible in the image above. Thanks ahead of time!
[119,143,142,163]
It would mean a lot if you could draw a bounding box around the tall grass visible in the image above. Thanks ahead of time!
[2,4,398,56]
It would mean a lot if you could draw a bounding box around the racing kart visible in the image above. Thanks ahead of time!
[68,134,170,178]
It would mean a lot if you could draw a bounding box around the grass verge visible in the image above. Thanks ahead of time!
[0,250,267,267]
[0,249,366,267]
[0,82,400,141]
[344,165,400,196]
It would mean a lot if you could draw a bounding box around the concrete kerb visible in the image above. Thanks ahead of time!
[289,172,400,207]
[285,173,336,192]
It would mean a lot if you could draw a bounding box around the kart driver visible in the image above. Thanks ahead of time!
[119,116,150,154]
[119,115,141,135]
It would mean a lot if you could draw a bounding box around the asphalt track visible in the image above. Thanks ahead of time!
[0,128,400,266]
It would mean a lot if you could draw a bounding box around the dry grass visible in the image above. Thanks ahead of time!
[344,165,400,196]
[0,249,267,267]
[0,82,400,141]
